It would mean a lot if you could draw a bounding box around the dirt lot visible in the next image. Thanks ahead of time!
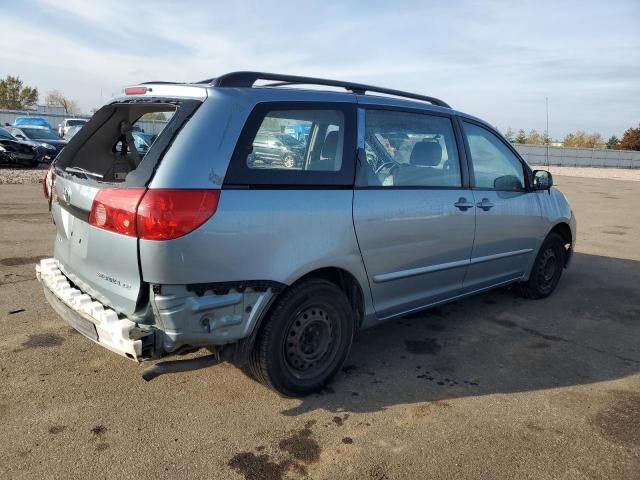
[1,175,639,479]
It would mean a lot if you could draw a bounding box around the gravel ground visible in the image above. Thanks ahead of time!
[0,168,45,185]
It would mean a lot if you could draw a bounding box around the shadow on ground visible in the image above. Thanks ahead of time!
[279,252,640,416]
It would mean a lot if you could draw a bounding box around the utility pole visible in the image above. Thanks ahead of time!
[545,97,550,167]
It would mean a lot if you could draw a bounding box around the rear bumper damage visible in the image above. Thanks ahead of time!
[36,258,152,361]
[36,258,282,362]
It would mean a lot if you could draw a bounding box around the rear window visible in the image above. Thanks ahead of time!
[224,102,356,186]
[67,119,87,127]
[55,100,199,186]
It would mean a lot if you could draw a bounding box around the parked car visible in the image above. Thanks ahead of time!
[0,127,44,167]
[13,116,54,130]
[63,124,83,140]
[6,126,67,160]
[249,132,306,168]
[37,72,575,396]
[58,118,88,138]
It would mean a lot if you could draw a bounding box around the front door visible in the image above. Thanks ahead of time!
[460,120,543,292]
[353,108,476,319]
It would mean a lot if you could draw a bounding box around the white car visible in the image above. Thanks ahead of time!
[58,118,88,138]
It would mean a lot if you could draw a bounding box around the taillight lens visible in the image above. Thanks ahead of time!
[88,188,219,240]
[88,189,145,237]
[137,189,220,240]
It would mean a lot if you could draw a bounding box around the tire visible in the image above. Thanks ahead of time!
[248,278,355,397]
[519,233,566,299]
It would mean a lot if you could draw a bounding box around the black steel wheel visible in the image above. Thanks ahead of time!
[248,278,354,397]
[519,233,566,299]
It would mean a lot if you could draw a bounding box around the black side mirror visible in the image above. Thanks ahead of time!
[532,170,553,190]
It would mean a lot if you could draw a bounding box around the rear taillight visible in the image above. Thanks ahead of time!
[137,189,220,240]
[88,189,219,240]
[88,188,145,237]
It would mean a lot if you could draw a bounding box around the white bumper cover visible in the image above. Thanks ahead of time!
[36,258,145,360]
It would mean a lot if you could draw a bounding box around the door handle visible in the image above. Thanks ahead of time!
[476,198,494,211]
[454,198,474,211]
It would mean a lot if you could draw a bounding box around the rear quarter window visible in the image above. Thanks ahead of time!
[224,102,357,187]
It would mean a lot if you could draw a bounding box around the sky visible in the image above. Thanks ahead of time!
[1,0,638,139]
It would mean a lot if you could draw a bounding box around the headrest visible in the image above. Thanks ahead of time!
[410,141,442,166]
[322,131,339,160]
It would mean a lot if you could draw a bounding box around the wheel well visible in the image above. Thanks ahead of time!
[549,222,572,265]
[296,267,365,330]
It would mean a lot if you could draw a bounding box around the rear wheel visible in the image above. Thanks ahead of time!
[519,233,566,299]
[248,278,354,397]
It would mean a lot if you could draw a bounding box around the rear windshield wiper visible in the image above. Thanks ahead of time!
[65,166,104,179]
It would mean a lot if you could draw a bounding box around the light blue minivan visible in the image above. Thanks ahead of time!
[37,72,576,396]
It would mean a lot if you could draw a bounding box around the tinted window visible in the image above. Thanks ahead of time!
[19,127,60,140]
[0,128,13,139]
[463,122,525,191]
[245,109,344,172]
[361,110,462,187]
[225,102,356,187]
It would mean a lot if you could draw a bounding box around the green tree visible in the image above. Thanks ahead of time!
[514,129,527,144]
[0,75,38,110]
[525,129,544,144]
[618,125,640,151]
[606,135,619,149]
[503,127,515,142]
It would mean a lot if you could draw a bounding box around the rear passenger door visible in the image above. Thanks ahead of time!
[353,108,476,319]
[460,120,543,292]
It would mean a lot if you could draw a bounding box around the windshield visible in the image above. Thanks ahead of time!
[21,128,61,140]
[0,128,15,140]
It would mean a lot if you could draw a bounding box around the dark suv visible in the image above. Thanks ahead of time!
[249,132,306,168]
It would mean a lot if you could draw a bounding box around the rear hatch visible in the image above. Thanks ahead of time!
[50,93,203,315]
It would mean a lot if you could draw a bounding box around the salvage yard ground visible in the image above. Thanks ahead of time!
[0,171,639,479]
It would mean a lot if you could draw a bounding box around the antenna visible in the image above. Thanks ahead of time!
[545,97,550,168]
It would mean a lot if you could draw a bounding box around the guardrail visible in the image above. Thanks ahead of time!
[513,144,640,169]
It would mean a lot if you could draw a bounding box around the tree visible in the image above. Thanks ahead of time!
[525,129,544,145]
[503,127,515,142]
[606,135,619,149]
[45,90,79,114]
[562,131,603,148]
[0,75,38,110]
[618,125,640,151]
[514,129,527,144]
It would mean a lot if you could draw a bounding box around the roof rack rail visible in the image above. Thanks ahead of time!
[204,71,451,108]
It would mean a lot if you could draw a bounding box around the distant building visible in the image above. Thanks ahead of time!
[34,104,67,115]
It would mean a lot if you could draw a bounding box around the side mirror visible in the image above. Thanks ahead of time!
[15,134,26,140]
[532,170,553,190]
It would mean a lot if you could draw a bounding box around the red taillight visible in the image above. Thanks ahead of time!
[125,86,148,95]
[137,189,220,240]
[88,188,219,240]
[88,189,145,237]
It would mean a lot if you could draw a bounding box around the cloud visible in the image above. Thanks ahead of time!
[1,0,638,138]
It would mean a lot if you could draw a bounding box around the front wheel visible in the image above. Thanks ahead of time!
[519,233,566,299]
[248,278,355,397]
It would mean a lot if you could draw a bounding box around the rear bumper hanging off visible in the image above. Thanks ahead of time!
[36,258,152,361]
